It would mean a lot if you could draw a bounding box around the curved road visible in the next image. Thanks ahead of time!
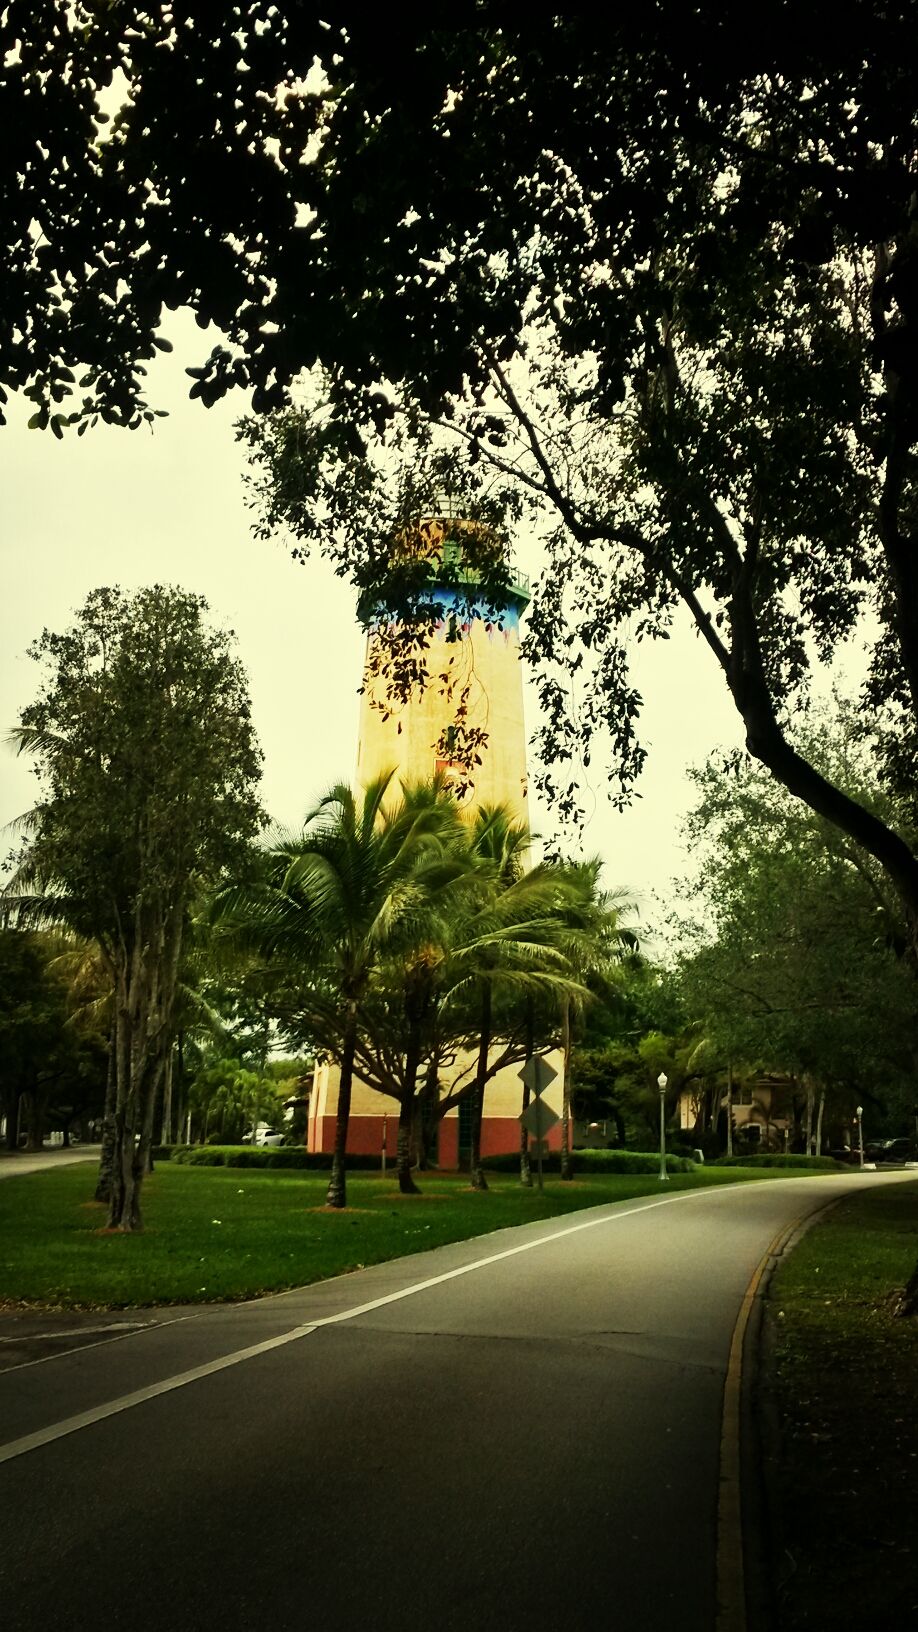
[0,1172,910,1631]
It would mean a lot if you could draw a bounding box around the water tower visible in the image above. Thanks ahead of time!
[306,503,563,1166]
[355,499,532,822]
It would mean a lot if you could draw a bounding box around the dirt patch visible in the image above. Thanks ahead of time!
[303,1206,375,1215]
[370,1191,452,1202]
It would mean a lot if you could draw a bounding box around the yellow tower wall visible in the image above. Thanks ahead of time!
[356,615,529,825]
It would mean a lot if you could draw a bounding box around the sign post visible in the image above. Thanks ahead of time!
[519,1057,559,1191]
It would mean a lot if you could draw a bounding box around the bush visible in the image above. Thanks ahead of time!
[170,1145,388,1171]
[483,1149,695,1175]
[572,1149,696,1174]
[711,1153,844,1171]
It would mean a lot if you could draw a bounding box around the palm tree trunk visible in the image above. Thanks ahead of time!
[397,1026,422,1195]
[519,1076,532,1186]
[519,998,533,1187]
[560,997,573,1181]
[815,1085,826,1156]
[416,1057,439,1170]
[327,1002,358,1209]
[470,982,491,1192]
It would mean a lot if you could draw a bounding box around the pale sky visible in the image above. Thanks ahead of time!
[1,310,759,925]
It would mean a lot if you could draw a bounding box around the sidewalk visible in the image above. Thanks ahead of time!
[0,1148,100,1180]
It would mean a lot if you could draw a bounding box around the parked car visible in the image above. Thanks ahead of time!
[242,1125,285,1148]
[875,1137,915,1163]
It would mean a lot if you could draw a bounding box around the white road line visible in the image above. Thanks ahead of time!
[2,1175,878,1468]
[0,1193,684,1466]
[0,1315,196,1378]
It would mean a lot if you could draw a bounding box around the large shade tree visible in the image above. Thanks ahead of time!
[5,586,263,1230]
[9,12,918,934]
[675,731,918,1138]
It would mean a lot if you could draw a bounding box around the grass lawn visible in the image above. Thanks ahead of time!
[1,1159,806,1311]
[769,1180,918,1630]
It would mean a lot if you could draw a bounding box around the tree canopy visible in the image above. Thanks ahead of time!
[674,725,918,1124]
[5,585,263,1227]
[9,10,918,935]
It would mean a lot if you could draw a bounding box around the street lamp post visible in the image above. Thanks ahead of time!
[856,1105,864,1169]
[658,1072,669,1182]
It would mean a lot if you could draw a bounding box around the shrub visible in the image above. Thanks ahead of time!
[711,1153,844,1171]
[170,1145,389,1171]
[483,1149,695,1175]
[572,1149,695,1174]
[265,1149,312,1168]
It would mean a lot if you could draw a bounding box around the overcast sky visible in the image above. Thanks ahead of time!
[1,310,770,928]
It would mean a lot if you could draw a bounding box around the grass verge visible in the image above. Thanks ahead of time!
[768,1180,918,1630]
[3,1160,809,1311]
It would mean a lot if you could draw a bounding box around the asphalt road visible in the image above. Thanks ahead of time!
[0,1172,908,1632]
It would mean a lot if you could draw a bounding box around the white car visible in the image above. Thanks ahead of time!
[242,1124,285,1147]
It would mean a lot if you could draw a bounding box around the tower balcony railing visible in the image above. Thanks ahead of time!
[434,558,531,604]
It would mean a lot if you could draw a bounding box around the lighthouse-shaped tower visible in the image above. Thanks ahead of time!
[355,505,532,820]
[307,505,562,1166]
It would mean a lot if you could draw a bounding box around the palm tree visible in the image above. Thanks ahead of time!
[546,860,638,1179]
[440,807,585,1191]
[214,770,459,1207]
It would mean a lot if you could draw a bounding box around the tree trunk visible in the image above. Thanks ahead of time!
[139,1053,162,1177]
[173,1031,186,1148]
[24,1081,47,1152]
[95,1022,118,1203]
[326,1002,358,1209]
[469,983,492,1192]
[519,999,533,1188]
[518,1079,532,1186]
[725,1062,734,1157]
[396,1104,419,1193]
[804,1077,815,1155]
[815,1086,826,1156]
[160,1044,174,1146]
[3,1087,21,1152]
[108,984,164,1231]
[397,1026,422,1195]
[416,1057,439,1170]
[560,998,574,1181]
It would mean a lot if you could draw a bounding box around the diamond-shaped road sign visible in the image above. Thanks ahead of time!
[519,1055,558,1097]
[520,1100,560,1139]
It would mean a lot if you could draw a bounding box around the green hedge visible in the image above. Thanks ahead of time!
[711,1153,844,1171]
[168,1144,696,1175]
[483,1149,695,1175]
[170,1145,384,1171]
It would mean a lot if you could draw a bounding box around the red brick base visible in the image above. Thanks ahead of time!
[308,1113,563,1167]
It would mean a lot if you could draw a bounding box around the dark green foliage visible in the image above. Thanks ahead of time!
[484,1149,694,1175]
[0,927,106,1150]
[170,1144,384,1170]
[712,1154,843,1171]
[7,586,264,1229]
[676,728,918,1127]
